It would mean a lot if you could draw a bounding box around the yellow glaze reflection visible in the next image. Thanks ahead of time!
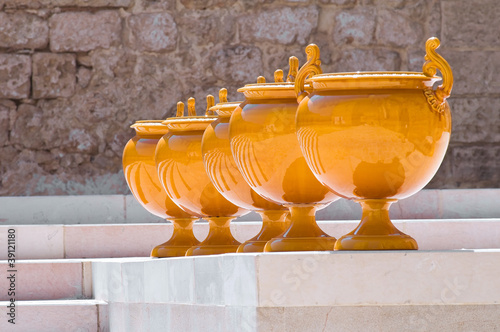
[122,120,200,257]
[155,98,249,256]
[230,58,340,252]
[295,37,453,250]
[202,89,289,253]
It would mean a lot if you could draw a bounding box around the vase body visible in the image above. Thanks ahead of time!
[202,101,289,252]
[295,37,453,250]
[155,116,248,256]
[122,121,199,257]
[230,83,340,252]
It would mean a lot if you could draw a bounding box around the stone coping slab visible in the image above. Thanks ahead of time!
[0,189,499,224]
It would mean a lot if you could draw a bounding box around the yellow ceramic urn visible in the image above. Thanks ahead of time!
[202,88,289,253]
[122,120,200,257]
[295,37,453,250]
[155,97,249,256]
[229,57,341,252]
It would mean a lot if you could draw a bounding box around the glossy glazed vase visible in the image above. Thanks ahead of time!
[155,97,249,256]
[202,88,289,253]
[229,58,341,252]
[122,120,200,257]
[295,37,453,250]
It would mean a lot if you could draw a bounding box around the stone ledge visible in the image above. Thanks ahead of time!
[0,189,499,225]
[105,302,500,332]
[1,219,499,259]
[92,250,500,307]
[0,299,107,332]
[0,259,92,300]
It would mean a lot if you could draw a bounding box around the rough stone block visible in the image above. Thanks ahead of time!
[0,55,31,99]
[209,45,263,84]
[33,53,76,99]
[451,145,500,186]
[320,0,355,4]
[0,100,15,146]
[376,9,424,47]
[126,13,177,52]
[177,9,235,46]
[77,67,92,88]
[450,97,500,144]
[333,7,376,45]
[428,0,442,38]
[439,50,500,95]
[3,0,131,8]
[49,11,121,52]
[135,0,176,11]
[333,48,401,72]
[373,0,429,20]
[10,104,44,150]
[239,6,319,45]
[0,12,49,49]
[442,0,500,47]
[180,0,236,9]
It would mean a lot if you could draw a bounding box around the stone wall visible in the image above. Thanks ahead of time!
[0,0,498,195]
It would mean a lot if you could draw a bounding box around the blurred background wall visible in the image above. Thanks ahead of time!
[0,0,498,196]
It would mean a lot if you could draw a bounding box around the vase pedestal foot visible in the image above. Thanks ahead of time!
[334,199,418,251]
[263,205,336,252]
[334,234,417,250]
[264,236,336,252]
[186,244,241,256]
[237,210,289,253]
[151,218,200,258]
[186,217,240,256]
[151,245,197,258]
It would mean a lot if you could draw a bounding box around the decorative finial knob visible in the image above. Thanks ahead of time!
[287,56,299,82]
[206,95,215,116]
[274,69,284,82]
[176,101,184,117]
[187,97,196,116]
[219,88,228,103]
[257,76,266,84]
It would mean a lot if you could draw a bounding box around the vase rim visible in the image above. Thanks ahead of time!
[210,101,242,117]
[311,71,437,79]
[131,120,168,136]
[306,71,442,90]
[163,115,217,131]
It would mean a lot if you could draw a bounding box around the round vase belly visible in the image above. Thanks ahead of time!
[202,90,289,253]
[295,37,453,250]
[230,67,341,252]
[155,99,249,256]
[122,120,199,257]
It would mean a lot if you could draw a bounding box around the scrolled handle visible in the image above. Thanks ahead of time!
[295,44,322,103]
[422,37,453,113]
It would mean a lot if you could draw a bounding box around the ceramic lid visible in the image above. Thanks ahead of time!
[131,120,168,137]
[162,96,217,131]
[237,57,311,100]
